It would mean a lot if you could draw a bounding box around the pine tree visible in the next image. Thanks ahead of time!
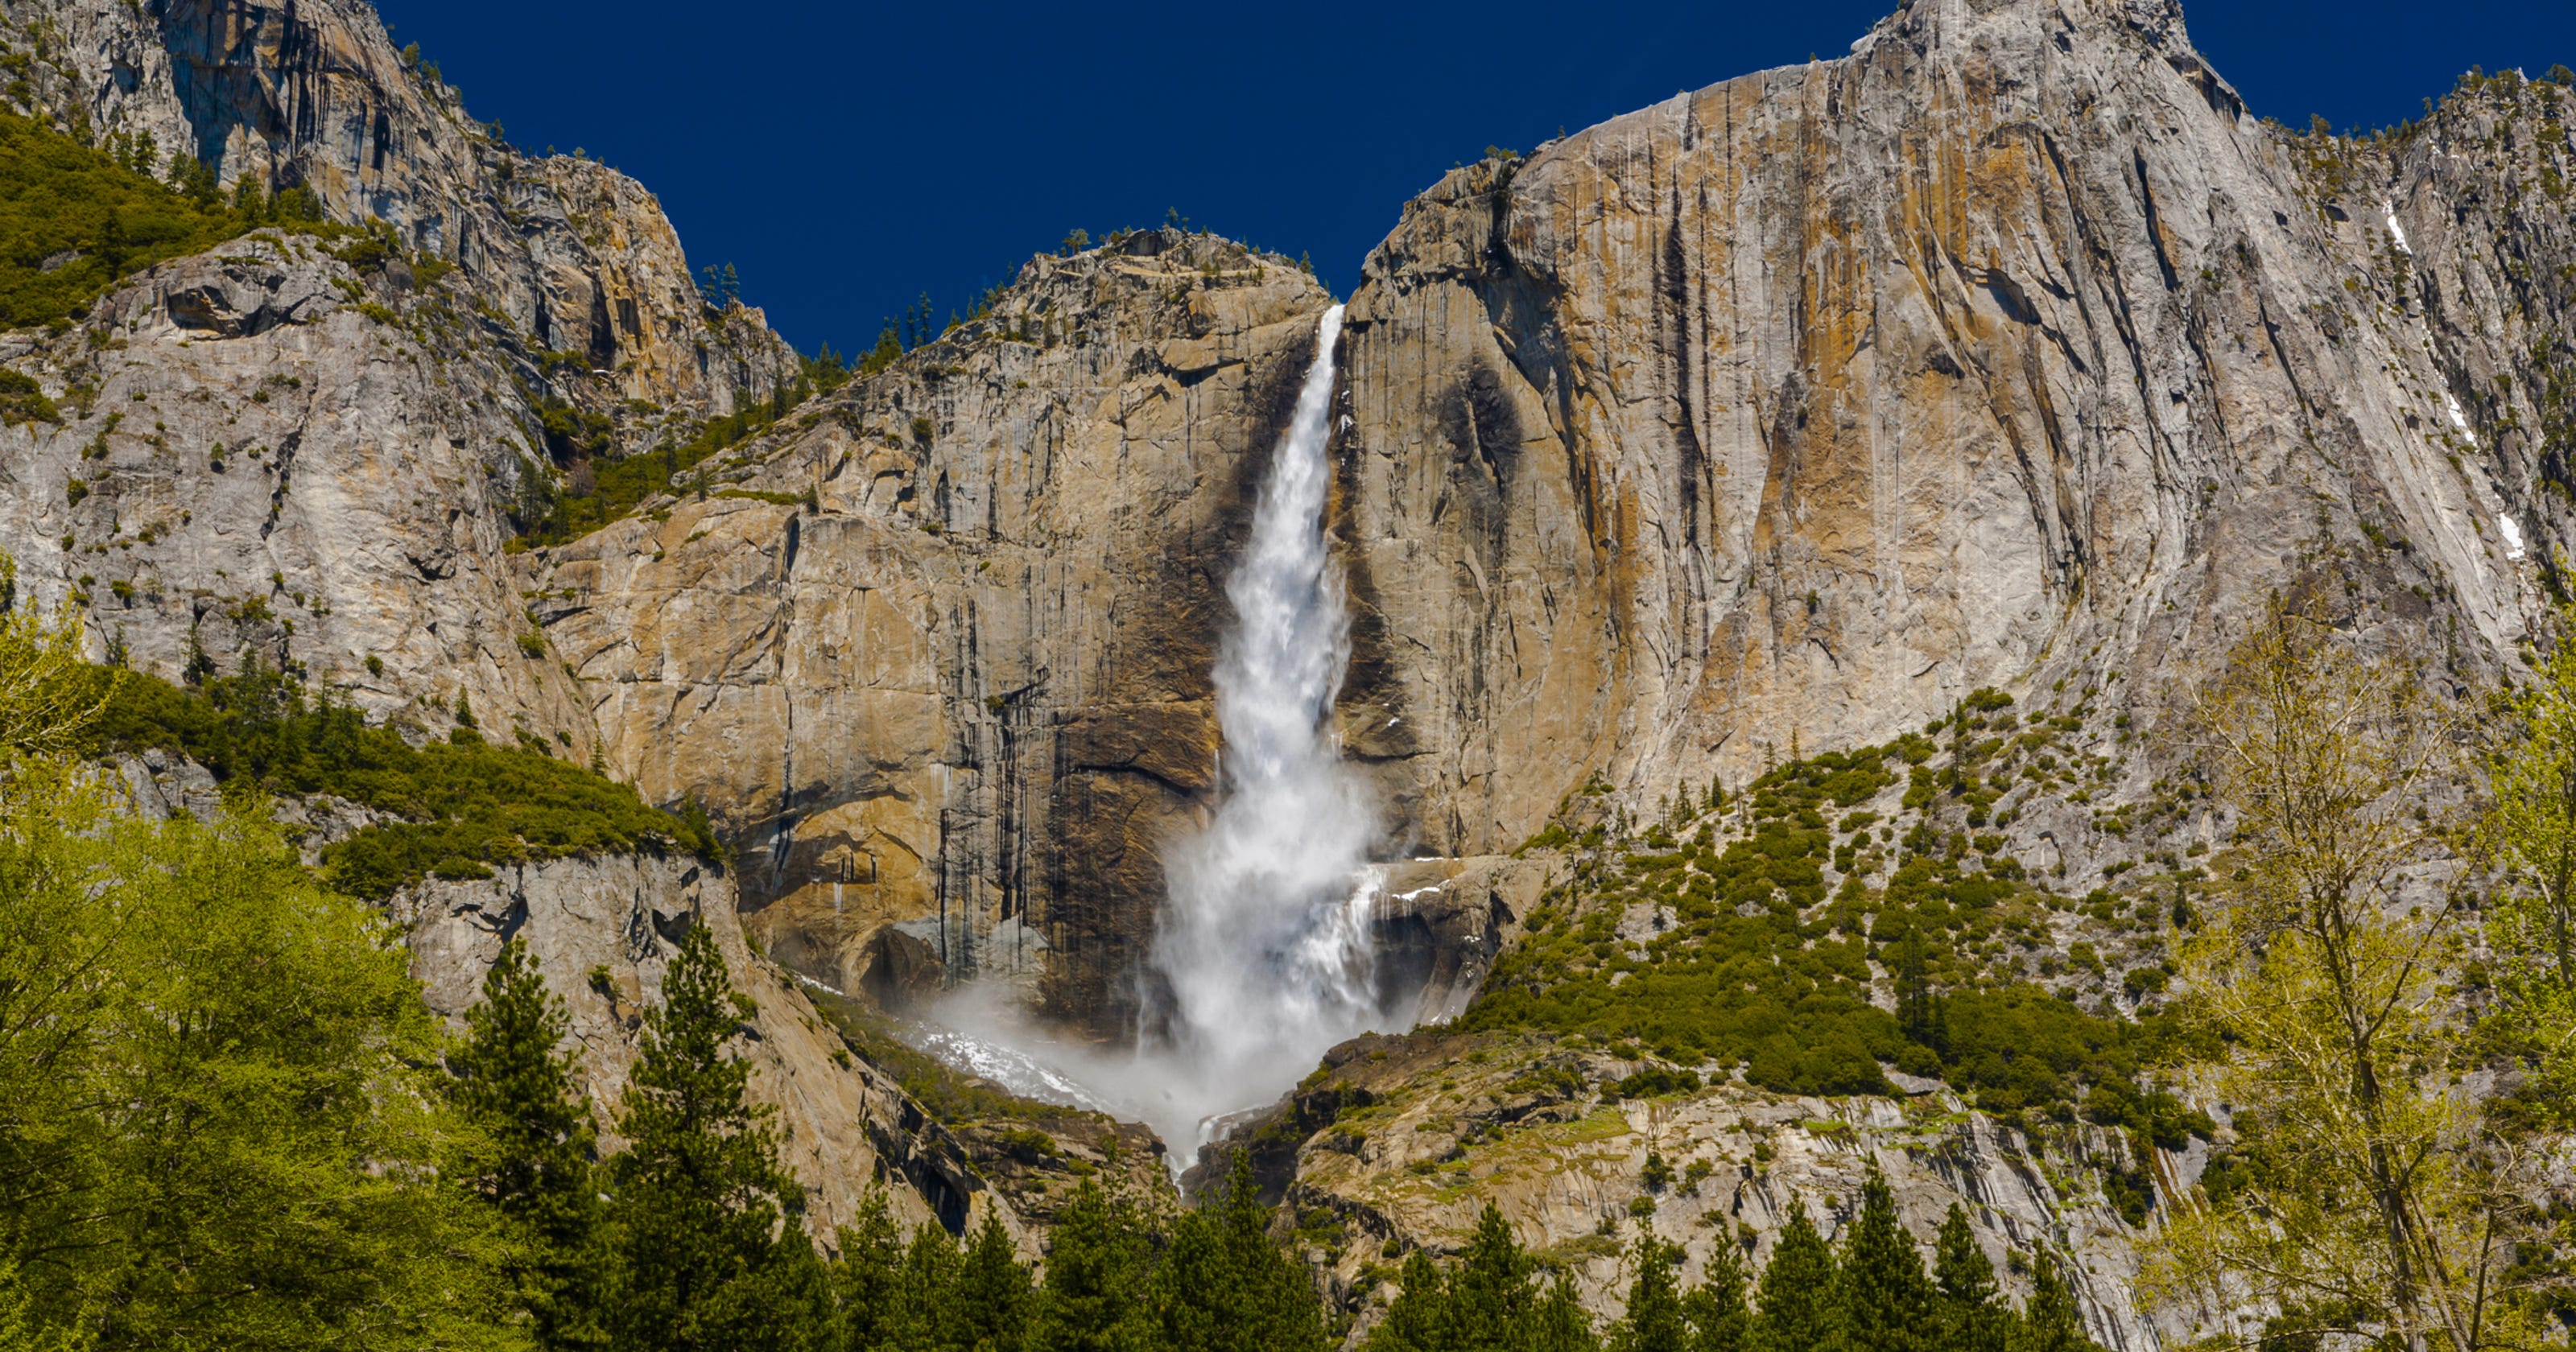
[1029,1181,1158,1352]
[1612,1234,1689,1352]
[1751,1200,1836,1352]
[1931,1206,2010,1352]
[604,925,822,1352]
[953,1210,1034,1352]
[1834,1170,1932,1352]
[1365,1250,1451,1352]
[1684,1239,1752,1352]
[1156,1155,1325,1352]
[883,1220,964,1349]
[450,938,604,1350]
[1530,1272,1602,1352]
[1449,1203,1542,1349]
[1893,928,1949,1058]
[828,1193,905,1352]
[859,322,903,377]
[2013,1252,2097,1352]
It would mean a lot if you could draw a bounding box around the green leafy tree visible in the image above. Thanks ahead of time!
[1833,1171,1930,1352]
[31,809,515,1350]
[605,924,826,1352]
[1751,1201,1836,1352]
[451,938,604,1349]
[1154,1156,1324,1352]
[2484,604,2576,1118]
[2145,601,2516,1352]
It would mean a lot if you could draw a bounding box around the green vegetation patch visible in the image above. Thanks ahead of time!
[1468,708,2211,1152]
[80,663,717,898]
[0,113,334,331]
[514,395,793,547]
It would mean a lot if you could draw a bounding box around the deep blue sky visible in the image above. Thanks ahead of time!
[373,0,2576,358]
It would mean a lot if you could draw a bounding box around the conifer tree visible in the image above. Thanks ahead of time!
[1834,1171,1932,1352]
[884,1219,964,1348]
[1893,928,1949,1058]
[1156,1155,1324,1352]
[1531,1272,1604,1352]
[1448,1203,1542,1349]
[1751,1201,1836,1352]
[1684,1239,1752,1352]
[1612,1235,1689,1352]
[1365,1250,1451,1352]
[828,1193,905,1352]
[859,323,903,377]
[1931,1206,2010,1352]
[604,924,824,1352]
[450,937,603,1350]
[954,1210,1034,1352]
[1030,1181,1158,1352]
[2013,1252,2097,1352]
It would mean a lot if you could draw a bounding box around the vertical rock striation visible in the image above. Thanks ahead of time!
[1332,0,2557,863]
[539,233,1337,1036]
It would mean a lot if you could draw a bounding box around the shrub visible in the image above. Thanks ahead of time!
[0,113,340,330]
[79,662,713,898]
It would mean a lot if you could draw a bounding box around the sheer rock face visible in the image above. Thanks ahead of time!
[0,237,604,744]
[533,235,1337,1036]
[1331,0,2556,865]
[12,0,792,417]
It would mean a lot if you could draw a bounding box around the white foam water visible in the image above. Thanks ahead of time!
[904,307,1389,1169]
[1139,303,1392,1163]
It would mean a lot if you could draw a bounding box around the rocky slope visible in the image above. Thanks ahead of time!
[2,0,794,414]
[0,0,803,747]
[1244,1031,2174,1351]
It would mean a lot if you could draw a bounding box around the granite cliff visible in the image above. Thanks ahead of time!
[4,0,2575,1340]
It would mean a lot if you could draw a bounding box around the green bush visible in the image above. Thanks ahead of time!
[0,113,336,330]
[1467,736,2213,1136]
[79,663,718,897]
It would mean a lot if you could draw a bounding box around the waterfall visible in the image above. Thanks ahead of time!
[1145,303,1386,1163]
[898,307,1392,1169]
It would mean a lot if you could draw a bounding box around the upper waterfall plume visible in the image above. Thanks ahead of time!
[1146,303,1388,1161]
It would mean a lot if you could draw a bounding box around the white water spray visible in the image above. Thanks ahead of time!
[1145,305,1389,1162]
[903,307,1394,1169]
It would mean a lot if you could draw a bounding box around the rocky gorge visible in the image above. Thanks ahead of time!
[2,0,2573,1342]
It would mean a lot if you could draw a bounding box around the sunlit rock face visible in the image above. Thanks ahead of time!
[12,0,2576,1325]
[1332,0,2552,867]
[535,234,1340,1038]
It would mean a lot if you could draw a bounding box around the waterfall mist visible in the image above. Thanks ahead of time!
[1142,303,1389,1161]
[906,306,1396,1169]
